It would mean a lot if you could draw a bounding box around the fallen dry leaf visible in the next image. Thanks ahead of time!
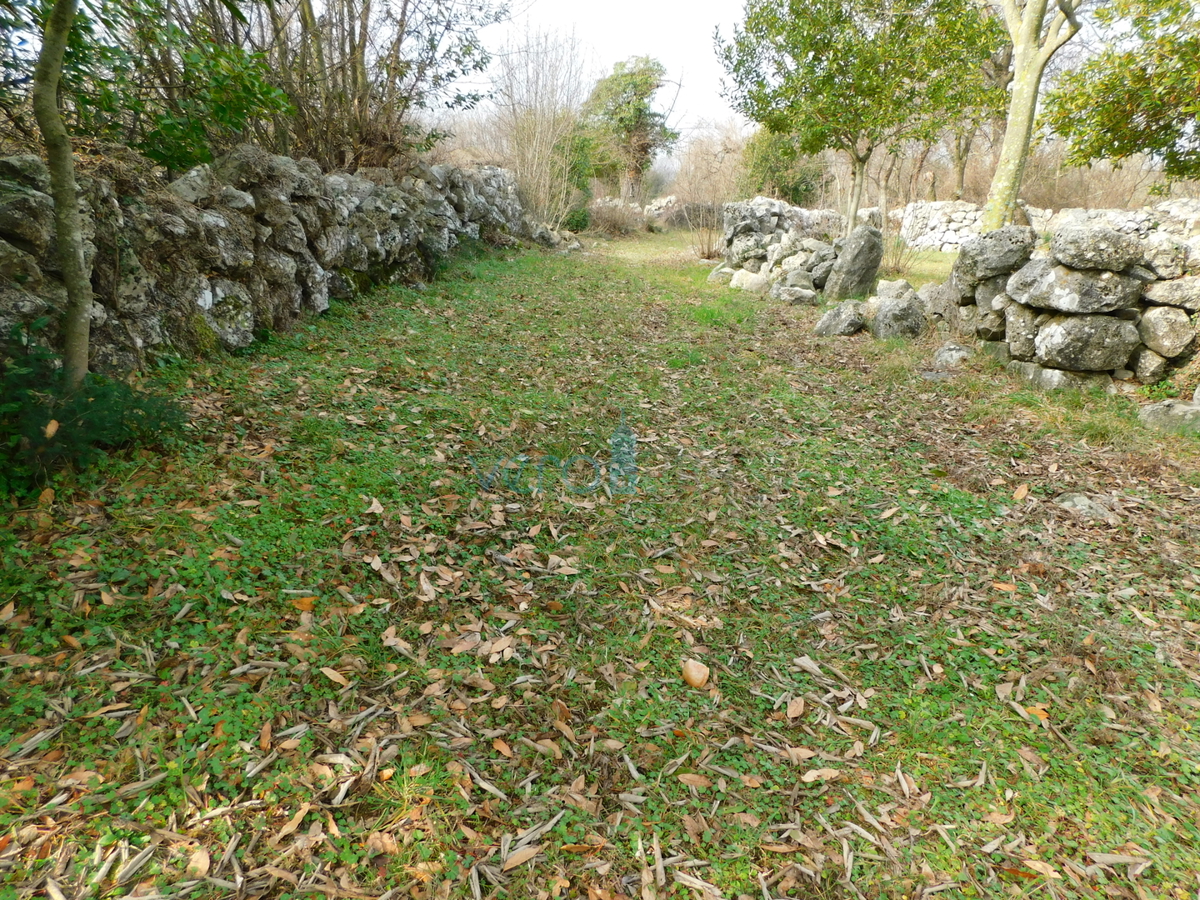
[800,768,841,783]
[186,847,210,878]
[682,658,710,689]
[502,844,542,871]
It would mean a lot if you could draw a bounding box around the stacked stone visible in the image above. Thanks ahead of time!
[708,196,856,304]
[0,145,525,371]
[949,224,1198,392]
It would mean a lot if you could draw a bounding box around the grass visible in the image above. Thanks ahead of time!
[3,235,1200,900]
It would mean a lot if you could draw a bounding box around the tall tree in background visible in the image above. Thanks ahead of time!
[583,57,678,201]
[31,0,91,389]
[979,0,1084,231]
[717,0,1002,235]
[1043,0,1200,182]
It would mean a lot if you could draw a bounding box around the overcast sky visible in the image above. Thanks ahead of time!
[477,0,750,134]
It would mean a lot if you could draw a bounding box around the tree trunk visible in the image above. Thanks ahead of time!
[980,61,1043,230]
[952,128,973,200]
[32,0,92,391]
[981,0,1080,232]
[845,151,869,237]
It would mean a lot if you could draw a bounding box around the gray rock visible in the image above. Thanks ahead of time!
[1138,306,1195,358]
[1050,225,1143,271]
[1142,233,1187,280]
[980,341,1011,364]
[729,233,767,265]
[1132,348,1167,384]
[776,287,819,305]
[877,279,914,299]
[0,183,54,254]
[219,186,256,211]
[1007,258,1142,314]
[167,165,216,204]
[730,269,771,295]
[977,309,1006,341]
[1144,275,1200,312]
[974,274,1009,308]
[1055,492,1119,522]
[0,155,51,193]
[1034,314,1140,371]
[957,304,980,339]
[1005,303,1039,361]
[824,225,883,302]
[1139,400,1200,435]
[811,259,835,288]
[933,342,971,369]
[989,291,1013,313]
[869,294,926,339]
[707,264,735,285]
[0,238,42,289]
[1128,264,1157,283]
[814,301,865,336]
[1194,383,1200,403]
[917,282,958,329]
[783,269,815,290]
[197,278,255,349]
[1007,360,1115,393]
[742,257,763,274]
[780,252,811,273]
[807,246,836,270]
[950,225,1035,289]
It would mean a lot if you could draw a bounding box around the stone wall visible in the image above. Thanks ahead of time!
[0,145,525,372]
[947,224,1199,390]
[893,198,1200,253]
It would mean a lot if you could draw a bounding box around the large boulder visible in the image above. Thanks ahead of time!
[950,225,1035,290]
[917,282,958,330]
[1050,225,1143,271]
[814,300,866,336]
[1139,400,1200,435]
[1007,258,1142,314]
[824,225,883,301]
[868,294,926,339]
[1144,275,1200,312]
[1034,314,1140,371]
[1132,348,1167,383]
[1138,306,1195,358]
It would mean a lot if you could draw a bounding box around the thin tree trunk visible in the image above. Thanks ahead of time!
[981,62,1043,230]
[32,0,92,390]
[845,151,870,237]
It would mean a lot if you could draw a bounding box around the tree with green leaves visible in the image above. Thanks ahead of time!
[979,0,1084,231]
[583,57,678,201]
[1043,0,1200,183]
[717,0,1002,235]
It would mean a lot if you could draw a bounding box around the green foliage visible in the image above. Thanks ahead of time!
[738,128,825,205]
[561,207,590,232]
[582,57,679,197]
[716,0,1004,158]
[0,323,186,495]
[1043,0,1200,180]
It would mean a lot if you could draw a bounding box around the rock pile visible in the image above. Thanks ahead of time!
[0,146,526,371]
[948,224,1198,392]
[709,197,880,304]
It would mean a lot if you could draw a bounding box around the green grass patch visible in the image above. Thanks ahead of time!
[3,237,1200,899]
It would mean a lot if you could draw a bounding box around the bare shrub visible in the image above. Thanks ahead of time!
[588,199,645,235]
[669,121,747,258]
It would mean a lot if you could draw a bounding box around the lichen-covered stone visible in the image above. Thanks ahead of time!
[1007,258,1142,314]
[1050,225,1143,271]
[1034,314,1140,371]
[824,225,883,302]
[1144,275,1200,312]
[1138,306,1195,358]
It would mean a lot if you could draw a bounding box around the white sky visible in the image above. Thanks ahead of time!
[477,0,750,135]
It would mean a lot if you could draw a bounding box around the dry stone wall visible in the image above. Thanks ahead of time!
[0,145,525,371]
[948,224,1198,392]
[893,198,1200,254]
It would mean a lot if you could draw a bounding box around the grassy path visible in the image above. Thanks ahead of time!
[3,235,1200,899]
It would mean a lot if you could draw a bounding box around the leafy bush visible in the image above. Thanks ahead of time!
[562,207,590,233]
[739,130,827,207]
[1,324,186,495]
